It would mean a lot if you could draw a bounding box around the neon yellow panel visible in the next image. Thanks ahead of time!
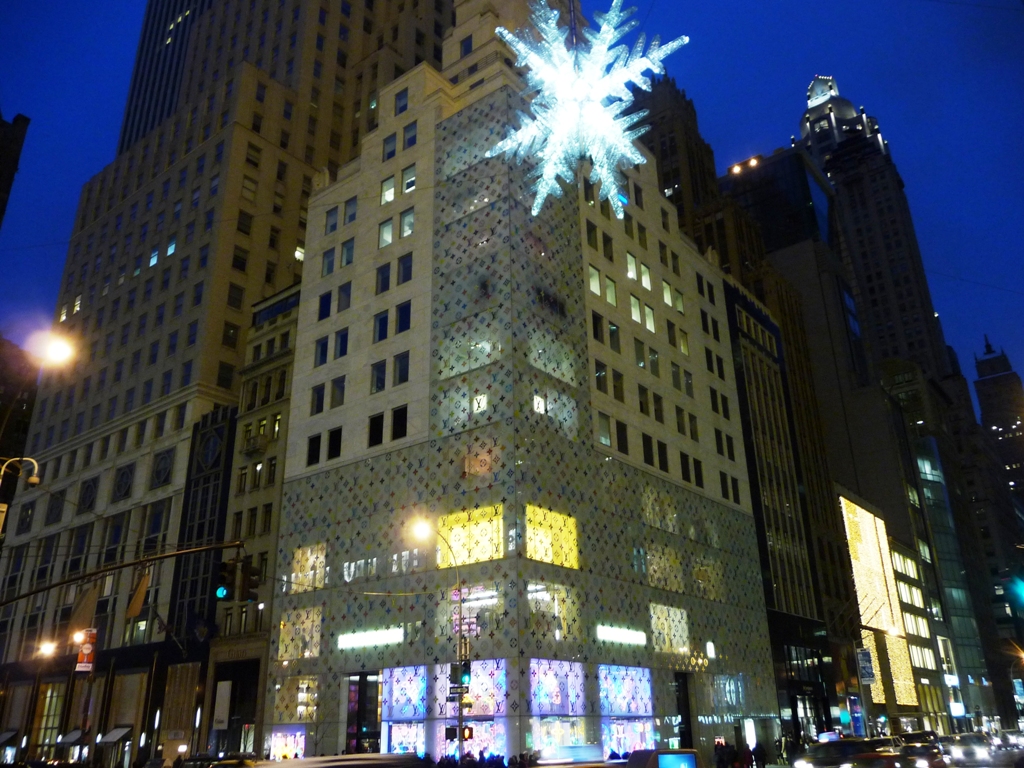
[525,504,579,569]
[841,497,904,634]
[437,505,503,567]
[862,630,885,705]
[885,634,920,706]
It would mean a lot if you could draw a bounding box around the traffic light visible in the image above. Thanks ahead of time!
[215,558,236,601]
[239,557,260,602]
[460,660,471,685]
[461,726,473,741]
[445,726,458,741]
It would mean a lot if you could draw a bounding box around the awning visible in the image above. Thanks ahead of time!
[0,731,17,745]
[59,729,84,745]
[98,726,132,744]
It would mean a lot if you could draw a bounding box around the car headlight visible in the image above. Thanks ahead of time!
[951,748,963,759]
[794,760,811,768]
[916,760,930,768]
[976,748,988,759]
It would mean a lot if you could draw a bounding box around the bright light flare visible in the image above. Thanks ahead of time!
[411,519,432,541]
[39,641,57,656]
[72,631,86,644]
[25,330,74,366]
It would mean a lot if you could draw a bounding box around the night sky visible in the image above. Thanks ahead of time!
[1,0,1022,412]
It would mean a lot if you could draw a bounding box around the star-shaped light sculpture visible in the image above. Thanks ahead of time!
[486,0,688,219]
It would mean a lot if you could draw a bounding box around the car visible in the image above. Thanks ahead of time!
[1000,730,1024,749]
[793,739,901,768]
[947,734,991,764]
[900,741,945,768]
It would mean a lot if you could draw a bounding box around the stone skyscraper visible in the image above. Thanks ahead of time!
[0,0,453,761]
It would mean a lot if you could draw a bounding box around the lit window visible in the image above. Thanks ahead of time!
[402,164,416,192]
[640,264,651,290]
[289,543,327,593]
[525,505,579,569]
[380,175,395,204]
[626,253,637,280]
[630,295,641,323]
[436,506,503,568]
[533,395,546,414]
[378,219,393,248]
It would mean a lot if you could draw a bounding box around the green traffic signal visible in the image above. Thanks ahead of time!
[460,660,471,685]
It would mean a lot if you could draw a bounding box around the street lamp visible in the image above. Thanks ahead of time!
[39,641,56,657]
[409,518,469,759]
[0,457,41,537]
[0,331,74,446]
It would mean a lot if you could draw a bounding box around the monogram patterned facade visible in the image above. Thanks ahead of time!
[273,26,775,766]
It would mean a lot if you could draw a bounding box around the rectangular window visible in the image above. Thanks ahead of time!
[307,434,322,466]
[403,121,417,148]
[314,336,328,366]
[337,281,352,311]
[615,420,629,454]
[402,164,416,192]
[334,328,349,358]
[322,247,335,276]
[399,207,414,237]
[612,370,624,402]
[318,292,332,320]
[395,88,408,115]
[597,412,611,446]
[680,452,691,482]
[327,427,343,459]
[378,219,393,248]
[396,301,411,332]
[344,196,357,223]
[630,295,641,323]
[368,413,385,446]
[383,133,397,160]
[376,263,391,294]
[589,265,601,294]
[595,360,608,393]
[392,405,408,439]
[592,311,604,343]
[397,253,412,283]
[329,376,346,408]
[381,175,395,204]
[373,311,389,342]
[370,361,387,393]
[340,238,354,266]
[394,351,410,384]
[311,384,325,415]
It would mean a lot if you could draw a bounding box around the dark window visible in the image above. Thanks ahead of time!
[371,361,387,393]
[311,384,325,415]
[111,463,135,502]
[679,452,691,483]
[306,434,322,466]
[327,427,343,459]
[396,301,411,332]
[394,351,410,384]
[151,448,175,488]
[318,292,332,320]
[392,405,408,439]
[397,253,412,283]
[216,362,234,389]
[657,441,668,472]
[337,281,352,311]
[615,420,628,454]
[642,434,654,466]
[368,413,385,446]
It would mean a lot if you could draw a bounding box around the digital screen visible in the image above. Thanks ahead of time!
[658,753,697,768]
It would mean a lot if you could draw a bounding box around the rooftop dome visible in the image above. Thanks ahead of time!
[800,76,859,136]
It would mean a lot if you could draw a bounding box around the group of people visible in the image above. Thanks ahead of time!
[429,751,538,768]
[713,741,769,768]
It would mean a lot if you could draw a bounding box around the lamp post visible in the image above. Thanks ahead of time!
[0,457,41,541]
[410,519,468,760]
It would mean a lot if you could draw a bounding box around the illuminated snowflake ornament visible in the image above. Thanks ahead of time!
[486,0,688,219]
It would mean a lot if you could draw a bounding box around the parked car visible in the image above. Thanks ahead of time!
[1000,730,1024,748]
[900,741,945,768]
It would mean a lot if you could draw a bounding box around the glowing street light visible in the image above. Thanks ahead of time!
[43,336,74,365]
[39,641,57,657]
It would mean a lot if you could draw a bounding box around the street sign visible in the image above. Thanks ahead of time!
[447,694,462,702]
[449,685,469,694]
[856,648,876,685]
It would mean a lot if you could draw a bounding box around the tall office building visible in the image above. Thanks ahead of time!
[0,108,30,233]
[975,339,1024,500]
[635,81,861,740]
[0,0,453,763]
[271,1,776,761]
[799,76,948,379]
[800,76,1013,725]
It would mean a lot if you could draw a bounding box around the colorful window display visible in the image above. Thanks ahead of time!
[384,721,425,755]
[598,665,653,716]
[450,584,503,637]
[529,658,585,716]
[443,658,506,717]
[270,725,306,760]
[434,719,507,758]
[600,717,655,756]
[382,665,427,721]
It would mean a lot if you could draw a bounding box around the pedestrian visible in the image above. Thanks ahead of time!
[752,741,767,768]
[739,744,753,768]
